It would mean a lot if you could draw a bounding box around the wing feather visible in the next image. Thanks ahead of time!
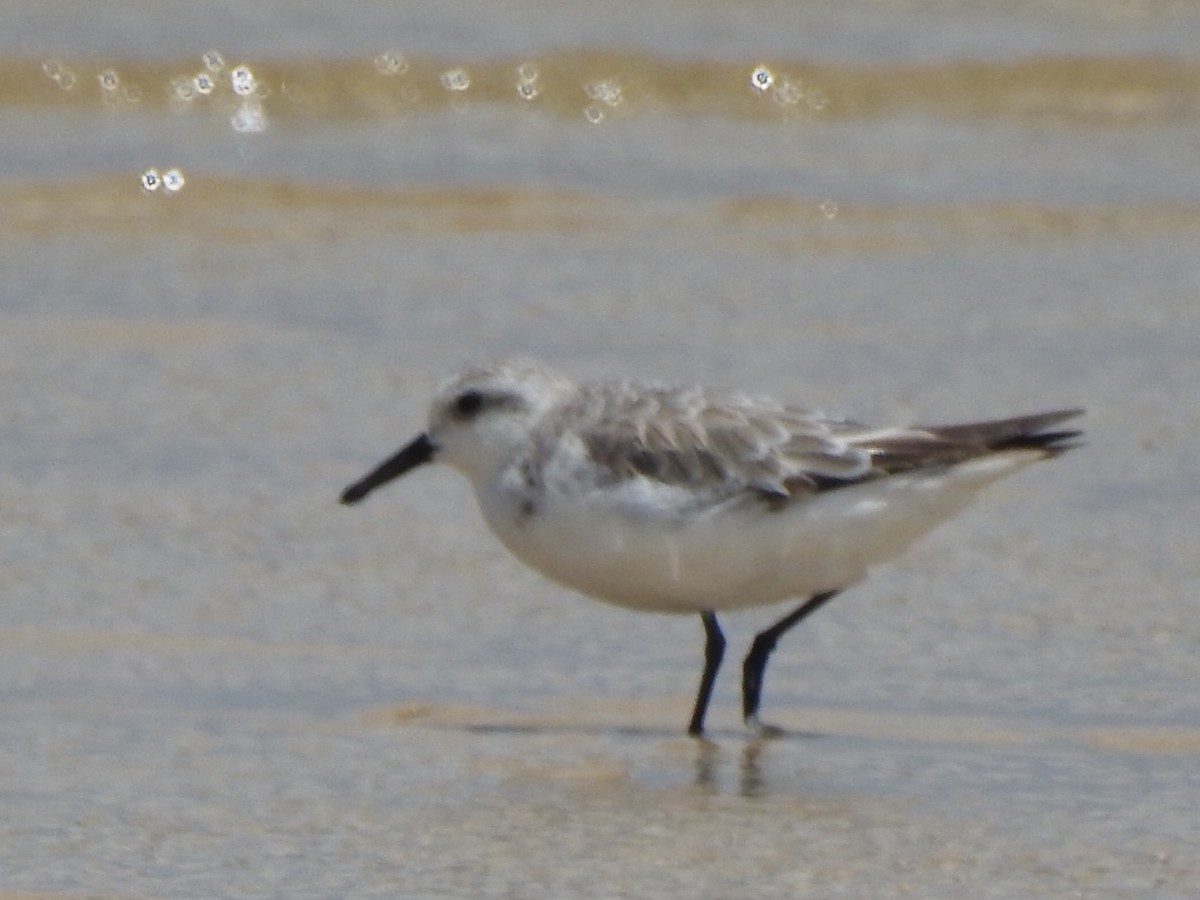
[571,382,1082,511]
[574,385,873,501]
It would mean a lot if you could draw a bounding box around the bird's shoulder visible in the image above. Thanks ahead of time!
[551,382,877,501]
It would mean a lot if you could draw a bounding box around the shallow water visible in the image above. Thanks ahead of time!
[2,1,1199,897]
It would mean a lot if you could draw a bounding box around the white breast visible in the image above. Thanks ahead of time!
[472,451,1041,614]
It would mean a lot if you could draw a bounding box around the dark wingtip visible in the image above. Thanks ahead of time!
[993,409,1085,456]
[927,408,1085,457]
[1014,429,1084,457]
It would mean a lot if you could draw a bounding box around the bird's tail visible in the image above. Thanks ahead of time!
[926,408,1084,457]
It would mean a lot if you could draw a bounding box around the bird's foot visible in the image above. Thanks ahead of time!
[744,715,787,740]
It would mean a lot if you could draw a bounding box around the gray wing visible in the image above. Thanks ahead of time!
[575,385,1082,507]
[574,386,874,501]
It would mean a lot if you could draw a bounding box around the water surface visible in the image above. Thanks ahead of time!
[1,1,1198,897]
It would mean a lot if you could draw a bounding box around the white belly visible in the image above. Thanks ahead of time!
[474,452,1039,614]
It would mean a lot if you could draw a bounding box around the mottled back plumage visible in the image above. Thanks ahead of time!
[519,374,1082,509]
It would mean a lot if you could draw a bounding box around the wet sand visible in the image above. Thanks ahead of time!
[2,1,1199,896]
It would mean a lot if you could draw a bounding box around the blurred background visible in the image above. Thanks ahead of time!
[1,1,1198,896]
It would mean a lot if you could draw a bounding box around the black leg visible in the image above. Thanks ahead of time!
[688,611,726,736]
[742,590,840,727]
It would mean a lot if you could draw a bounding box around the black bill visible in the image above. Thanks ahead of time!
[340,432,436,505]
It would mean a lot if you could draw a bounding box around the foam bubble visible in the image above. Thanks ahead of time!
[202,50,225,74]
[169,77,195,102]
[193,72,215,95]
[230,65,257,97]
[440,68,471,92]
[43,60,77,90]
[750,65,774,92]
[586,79,622,107]
[374,52,409,76]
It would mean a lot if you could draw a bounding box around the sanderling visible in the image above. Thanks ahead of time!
[341,357,1082,736]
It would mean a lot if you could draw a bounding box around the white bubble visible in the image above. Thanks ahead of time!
[516,62,539,83]
[230,100,268,133]
[750,65,774,92]
[230,65,256,97]
[374,52,409,75]
[162,169,186,193]
[583,104,605,124]
[98,69,120,92]
[516,80,540,100]
[202,50,225,74]
[193,72,215,95]
[122,84,141,103]
[439,68,471,91]
[819,200,839,219]
[140,169,161,192]
[586,79,622,107]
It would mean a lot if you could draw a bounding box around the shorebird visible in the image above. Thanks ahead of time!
[341,357,1081,735]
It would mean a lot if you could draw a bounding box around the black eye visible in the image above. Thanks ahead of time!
[452,390,486,418]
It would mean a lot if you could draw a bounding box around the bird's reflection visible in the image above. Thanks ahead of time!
[414,708,819,798]
[690,732,786,797]
[739,739,768,797]
[692,737,720,790]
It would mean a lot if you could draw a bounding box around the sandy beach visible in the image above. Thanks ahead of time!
[1,1,1198,896]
